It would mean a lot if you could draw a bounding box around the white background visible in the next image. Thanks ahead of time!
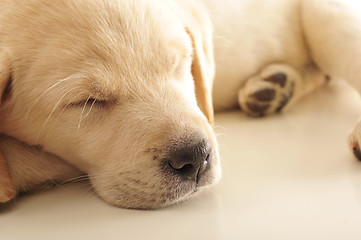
[2,80,361,240]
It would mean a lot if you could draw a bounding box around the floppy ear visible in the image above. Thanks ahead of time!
[181,1,215,125]
[0,50,12,105]
[0,49,16,203]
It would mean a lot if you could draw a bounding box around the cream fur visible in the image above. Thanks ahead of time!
[1,0,361,209]
[0,0,220,209]
[208,0,361,112]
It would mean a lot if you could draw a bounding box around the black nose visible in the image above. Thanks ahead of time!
[167,137,212,182]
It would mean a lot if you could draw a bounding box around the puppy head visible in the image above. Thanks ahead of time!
[0,0,220,209]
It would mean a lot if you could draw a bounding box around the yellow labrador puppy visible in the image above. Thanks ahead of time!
[1,0,361,209]
[0,0,220,209]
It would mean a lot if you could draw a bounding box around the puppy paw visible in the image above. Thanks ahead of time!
[238,64,300,117]
[348,121,361,161]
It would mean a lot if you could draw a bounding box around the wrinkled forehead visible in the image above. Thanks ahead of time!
[82,1,192,87]
[90,1,191,69]
[116,2,192,76]
[21,0,193,99]
[86,1,192,93]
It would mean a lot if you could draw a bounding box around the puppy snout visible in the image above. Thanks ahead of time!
[167,137,211,182]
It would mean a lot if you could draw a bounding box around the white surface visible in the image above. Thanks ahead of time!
[2,81,361,240]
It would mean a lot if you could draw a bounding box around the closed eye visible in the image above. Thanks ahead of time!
[69,97,107,108]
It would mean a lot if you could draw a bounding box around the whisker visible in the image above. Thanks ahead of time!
[77,95,91,130]
[24,74,83,121]
[217,143,227,151]
[213,34,232,47]
[51,90,86,129]
[83,186,97,199]
[84,94,99,119]
[213,123,227,131]
[58,174,89,186]
[37,89,74,139]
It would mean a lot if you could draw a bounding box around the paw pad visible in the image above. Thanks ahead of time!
[353,146,361,161]
[264,73,287,87]
[239,69,296,117]
[349,139,361,161]
[348,126,361,161]
[246,101,270,114]
[252,88,276,101]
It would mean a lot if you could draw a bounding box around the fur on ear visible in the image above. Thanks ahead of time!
[0,49,12,104]
[180,1,215,125]
[0,49,16,203]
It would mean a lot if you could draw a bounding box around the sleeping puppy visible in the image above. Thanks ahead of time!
[0,0,220,209]
[1,0,361,209]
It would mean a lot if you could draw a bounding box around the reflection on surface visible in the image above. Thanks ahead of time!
[2,81,361,240]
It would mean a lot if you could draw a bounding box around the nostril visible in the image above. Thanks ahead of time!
[168,161,201,181]
[168,153,210,182]
[169,162,199,179]
[166,135,212,181]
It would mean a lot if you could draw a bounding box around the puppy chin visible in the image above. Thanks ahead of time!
[171,182,220,209]
[91,173,221,210]
[88,150,221,209]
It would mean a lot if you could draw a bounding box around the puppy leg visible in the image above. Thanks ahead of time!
[0,147,15,203]
[238,63,326,117]
[302,0,361,159]
[0,135,82,197]
[302,0,361,90]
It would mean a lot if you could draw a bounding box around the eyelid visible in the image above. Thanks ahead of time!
[68,97,107,108]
